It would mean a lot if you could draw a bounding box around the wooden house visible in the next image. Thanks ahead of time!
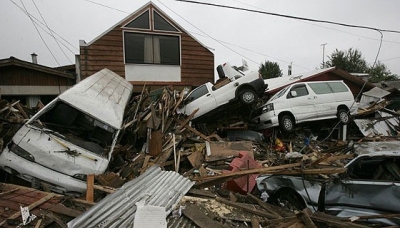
[0,56,75,107]
[78,1,214,92]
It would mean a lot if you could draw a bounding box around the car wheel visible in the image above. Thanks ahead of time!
[279,114,295,133]
[239,89,256,105]
[275,190,306,211]
[337,109,350,125]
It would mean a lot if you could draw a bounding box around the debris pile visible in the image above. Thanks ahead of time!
[0,83,399,227]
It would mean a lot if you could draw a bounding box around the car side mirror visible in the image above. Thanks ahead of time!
[290,91,297,97]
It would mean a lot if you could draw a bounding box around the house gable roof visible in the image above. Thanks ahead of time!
[0,57,75,79]
[83,1,210,51]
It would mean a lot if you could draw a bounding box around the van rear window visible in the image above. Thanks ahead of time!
[308,82,333,94]
[328,82,349,93]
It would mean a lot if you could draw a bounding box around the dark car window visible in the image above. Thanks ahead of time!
[185,85,208,104]
[287,84,308,98]
[347,157,400,181]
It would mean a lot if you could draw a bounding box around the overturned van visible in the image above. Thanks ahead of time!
[0,69,133,194]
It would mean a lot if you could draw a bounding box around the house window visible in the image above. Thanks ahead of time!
[125,10,150,29]
[124,32,180,65]
[154,11,178,31]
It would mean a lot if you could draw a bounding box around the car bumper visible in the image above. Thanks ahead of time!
[0,148,87,194]
[252,112,279,130]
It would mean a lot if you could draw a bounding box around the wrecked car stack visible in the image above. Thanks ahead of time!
[0,67,399,227]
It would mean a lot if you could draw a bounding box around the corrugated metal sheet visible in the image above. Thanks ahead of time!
[67,166,194,228]
[354,111,399,137]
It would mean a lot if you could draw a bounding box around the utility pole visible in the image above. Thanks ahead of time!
[321,43,327,68]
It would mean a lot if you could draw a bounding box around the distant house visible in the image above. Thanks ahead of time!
[265,67,375,100]
[0,56,75,107]
[78,1,214,92]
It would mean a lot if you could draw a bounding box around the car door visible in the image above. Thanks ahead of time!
[307,82,336,119]
[325,156,400,215]
[287,84,317,122]
[183,84,217,118]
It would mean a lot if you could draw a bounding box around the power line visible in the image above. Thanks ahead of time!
[232,0,400,45]
[9,0,78,54]
[188,30,312,71]
[18,0,61,66]
[31,0,73,64]
[82,0,129,14]
[156,0,260,65]
[175,0,400,34]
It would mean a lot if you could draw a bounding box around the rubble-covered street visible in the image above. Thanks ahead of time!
[0,70,399,227]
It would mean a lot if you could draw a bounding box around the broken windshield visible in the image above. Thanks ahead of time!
[31,101,116,155]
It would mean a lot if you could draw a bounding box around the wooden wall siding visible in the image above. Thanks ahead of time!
[80,6,214,87]
[0,67,75,86]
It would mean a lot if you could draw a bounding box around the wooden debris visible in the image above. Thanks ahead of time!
[182,203,225,228]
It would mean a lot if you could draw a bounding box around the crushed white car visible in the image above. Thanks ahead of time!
[0,69,133,194]
[178,62,267,120]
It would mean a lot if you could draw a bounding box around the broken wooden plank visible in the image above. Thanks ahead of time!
[311,212,371,228]
[140,155,152,174]
[193,162,302,182]
[297,208,317,228]
[182,203,224,228]
[247,193,282,218]
[43,211,68,228]
[187,189,217,198]
[86,174,95,203]
[93,185,116,194]
[46,203,83,218]
[216,197,278,219]
[177,108,199,131]
[206,141,254,162]
[174,117,210,141]
[148,130,163,156]
[0,188,19,197]
[251,216,260,228]
[0,193,55,226]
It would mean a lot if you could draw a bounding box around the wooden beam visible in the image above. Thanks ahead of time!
[247,193,282,218]
[193,163,302,182]
[311,212,371,228]
[174,117,209,141]
[86,174,95,203]
[183,203,225,228]
[0,193,55,226]
[297,208,317,228]
[0,188,19,197]
[216,197,278,219]
[177,108,199,130]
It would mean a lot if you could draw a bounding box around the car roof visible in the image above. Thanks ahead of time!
[59,68,133,129]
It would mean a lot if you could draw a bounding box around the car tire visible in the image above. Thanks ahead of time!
[279,114,295,133]
[337,109,350,125]
[239,89,257,105]
[274,190,306,211]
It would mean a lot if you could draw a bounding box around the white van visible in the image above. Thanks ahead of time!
[0,69,133,194]
[252,81,357,132]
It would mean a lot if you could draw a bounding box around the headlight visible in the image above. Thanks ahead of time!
[9,143,35,162]
[262,103,274,113]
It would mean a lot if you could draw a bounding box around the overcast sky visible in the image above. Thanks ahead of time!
[1,0,400,78]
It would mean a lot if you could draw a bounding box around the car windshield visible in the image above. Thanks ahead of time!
[184,85,208,104]
[270,86,289,101]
